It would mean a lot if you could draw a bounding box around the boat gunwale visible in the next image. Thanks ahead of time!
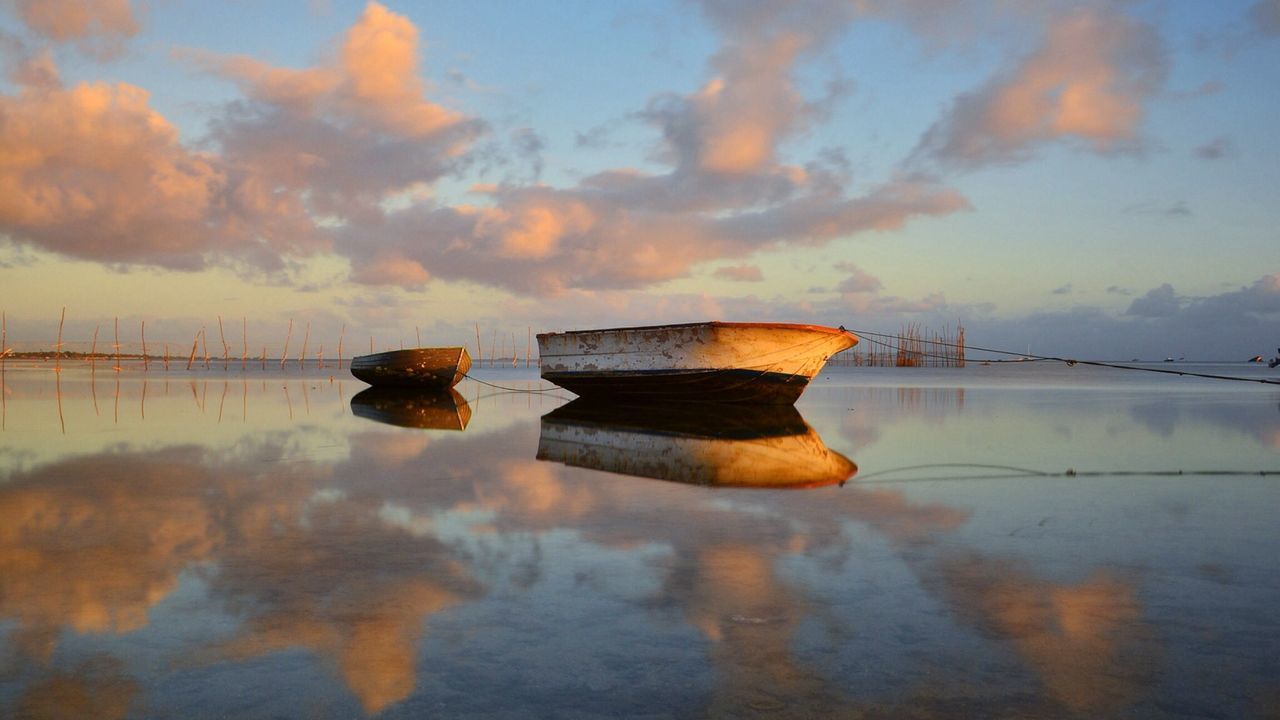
[350,346,468,366]
[535,321,857,342]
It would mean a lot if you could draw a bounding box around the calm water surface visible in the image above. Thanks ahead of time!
[1,360,1277,718]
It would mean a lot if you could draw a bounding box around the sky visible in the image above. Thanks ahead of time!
[0,0,1277,360]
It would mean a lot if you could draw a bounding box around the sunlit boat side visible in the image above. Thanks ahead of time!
[537,400,857,488]
[536,322,858,404]
[350,346,471,388]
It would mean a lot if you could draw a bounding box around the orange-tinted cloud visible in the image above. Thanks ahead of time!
[197,2,464,140]
[915,7,1167,167]
[2,0,970,296]
[13,0,138,58]
[192,2,482,220]
[0,77,322,270]
[346,177,966,296]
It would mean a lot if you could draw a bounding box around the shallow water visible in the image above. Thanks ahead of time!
[1,360,1277,718]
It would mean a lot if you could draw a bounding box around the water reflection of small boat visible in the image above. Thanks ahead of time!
[537,400,856,488]
[350,387,471,430]
[350,347,470,388]
[536,322,858,404]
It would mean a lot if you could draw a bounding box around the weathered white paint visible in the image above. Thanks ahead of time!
[537,322,857,379]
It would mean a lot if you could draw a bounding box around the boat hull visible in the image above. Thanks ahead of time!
[350,347,471,388]
[536,322,857,404]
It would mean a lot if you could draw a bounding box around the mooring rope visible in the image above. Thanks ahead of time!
[852,462,1279,485]
[845,328,1280,386]
[460,371,563,394]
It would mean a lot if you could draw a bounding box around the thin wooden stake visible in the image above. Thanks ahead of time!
[337,324,345,369]
[475,324,482,368]
[90,325,99,367]
[113,316,121,372]
[242,317,248,370]
[280,319,293,370]
[201,327,210,369]
[186,330,199,370]
[416,326,421,347]
[55,307,65,372]
[218,315,229,370]
[299,322,310,369]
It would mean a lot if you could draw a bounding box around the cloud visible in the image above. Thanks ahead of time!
[1170,79,1224,100]
[0,33,60,87]
[834,263,883,295]
[712,264,764,282]
[914,7,1167,168]
[1193,136,1233,160]
[1123,199,1192,217]
[0,2,481,274]
[190,2,484,220]
[341,177,966,295]
[1126,283,1181,317]
[5,0,971,296]
[11,0,139,58]
[963,275,1280,359]
[1052,283,1073,295]
[1251,0,1280,36]
[0,79,320,271]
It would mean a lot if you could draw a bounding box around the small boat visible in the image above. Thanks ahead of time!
[537,400,856,488]
[350,387,471,430]
[536,322,857,404]
[350,347,470,388]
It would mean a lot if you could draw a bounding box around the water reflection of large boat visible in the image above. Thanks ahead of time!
[350,387,472,430]
[537,400,856,488]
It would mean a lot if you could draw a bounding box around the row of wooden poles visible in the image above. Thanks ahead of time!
[0,309,538,372]
[3,310,965,372]
[830,323,966,367]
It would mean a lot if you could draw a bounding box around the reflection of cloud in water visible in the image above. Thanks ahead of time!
[0,449,222,660]
[929,553,1155,716]
[0,394,1208,718]
[12,656,138,720]
[0,439,479,716]
[1129,396,1280,448]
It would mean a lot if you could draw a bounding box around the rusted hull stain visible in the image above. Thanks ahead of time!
[537,322,857,404]
[537,400,857,488]
[350,347,471,388]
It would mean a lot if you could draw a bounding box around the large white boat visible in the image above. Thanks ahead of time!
[536,321,857,404]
